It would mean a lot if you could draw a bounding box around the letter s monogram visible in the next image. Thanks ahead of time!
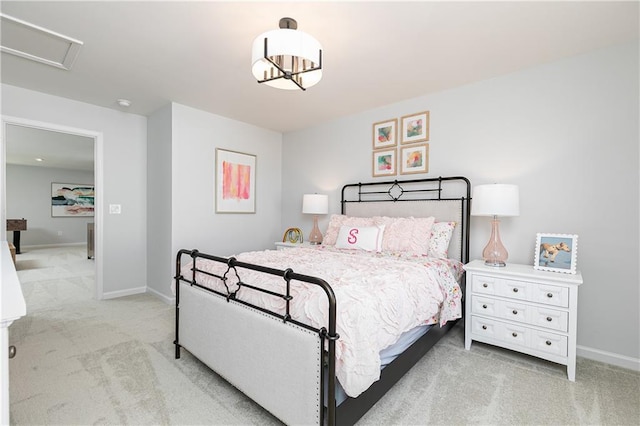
[347,228,359,244]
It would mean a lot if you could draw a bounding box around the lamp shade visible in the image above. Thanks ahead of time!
[302,194,328,215]
[251,19,322,91]
[471,184,520,217]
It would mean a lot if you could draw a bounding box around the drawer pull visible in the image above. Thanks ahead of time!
[482,283,488,288]
[547,293,553,298]
[512,288,519,293]
[512,310,518,315]
[546,340,552,346]
[482,304,488,309]
[512,332,518,337]
[546,316,553,322]
[482,325,487,330]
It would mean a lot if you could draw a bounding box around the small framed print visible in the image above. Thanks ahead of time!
[215,148,256,213]
[401,111,429,144]
[372,118,397,149]
[534,233,578,274]
[372,149,397,177]
[400,143,429,175]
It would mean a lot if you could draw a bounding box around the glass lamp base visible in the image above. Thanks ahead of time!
[308,215,323,245]
[482,217,508,267]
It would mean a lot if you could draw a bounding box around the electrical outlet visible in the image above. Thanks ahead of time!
[109,204,122,214]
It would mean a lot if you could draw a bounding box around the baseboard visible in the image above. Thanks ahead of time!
[146,286,175,305]
[101,286,147,300]
[577,345,640,372]
[21,242,85,249]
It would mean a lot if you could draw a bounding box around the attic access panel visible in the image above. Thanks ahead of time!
[0,13,83,70]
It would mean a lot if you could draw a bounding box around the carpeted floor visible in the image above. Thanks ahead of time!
[8,246,640,425]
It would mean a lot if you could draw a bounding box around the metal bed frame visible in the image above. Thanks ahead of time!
[174,176,471,426]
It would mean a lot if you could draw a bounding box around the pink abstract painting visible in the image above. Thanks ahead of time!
[222,161,251,200]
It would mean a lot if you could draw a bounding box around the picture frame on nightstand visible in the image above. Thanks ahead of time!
[534,233,578,274]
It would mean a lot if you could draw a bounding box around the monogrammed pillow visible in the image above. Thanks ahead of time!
[334,225,386,252]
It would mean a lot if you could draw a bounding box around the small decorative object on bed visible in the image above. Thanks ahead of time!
[400,143,429,175]
[372,118,397,149]
[400,110,429,144]
[215,148,256,214]
[174,176,471,426]
[51,183,94,217]
[372,148,397,177]
[534,233,578,274]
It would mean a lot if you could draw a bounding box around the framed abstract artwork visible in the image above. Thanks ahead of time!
[215,148,256,213]
[534,233,578,274]
[400,143,429,175]
[372,118,397,149]
[400,111,429,144]
[51,183,95,217]
[372,148,397,177]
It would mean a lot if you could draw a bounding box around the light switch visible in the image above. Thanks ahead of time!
[109,204,121,214]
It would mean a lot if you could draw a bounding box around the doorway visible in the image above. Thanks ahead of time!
[1,116,104,299]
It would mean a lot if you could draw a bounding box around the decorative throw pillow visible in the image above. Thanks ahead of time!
[323,215,375,246]
[373,216,435,255]
[335,225,386,252]
[428,221,456,258]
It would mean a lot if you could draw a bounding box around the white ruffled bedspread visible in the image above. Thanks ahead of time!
[178,246,463,398]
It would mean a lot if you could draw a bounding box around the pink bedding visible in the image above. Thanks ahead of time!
[178,245,463,398]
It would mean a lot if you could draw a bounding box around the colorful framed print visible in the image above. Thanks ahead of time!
[534,233,578,274]
[400,111,429,144]
[215,148,256,213]
[372,148,397,177]
[372,118,397,149]
[400,143,429,175]
[51,183,95,217]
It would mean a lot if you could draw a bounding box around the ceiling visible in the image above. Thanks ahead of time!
[1,1,638,169]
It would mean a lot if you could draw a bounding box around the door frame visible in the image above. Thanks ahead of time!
[1,115,104,299]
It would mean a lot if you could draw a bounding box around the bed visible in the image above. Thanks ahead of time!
[173,176,471,425]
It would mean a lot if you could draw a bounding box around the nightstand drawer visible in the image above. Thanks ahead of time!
[531,330,568,357]
[532,284,569,308]
[470,316,500,338]
[472,275,497,295]
[532,306,568,332]
[471,295,498,316]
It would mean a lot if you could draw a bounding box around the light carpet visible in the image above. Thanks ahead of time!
[8,246,640,425]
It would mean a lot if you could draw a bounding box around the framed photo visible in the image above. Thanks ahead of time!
[372,118,397,149]
[215,148,256,213]
[51,183,94,217]
[400,111,429,144]
[534,233,578,274]
[400,143,429,175]
[372,148,397,177]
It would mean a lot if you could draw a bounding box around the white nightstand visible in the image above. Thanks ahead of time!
[274,241,312,250]
[463,259,583,381]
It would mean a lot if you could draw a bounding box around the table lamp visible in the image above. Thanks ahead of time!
[302,194,328,244]
[471,184,520,267]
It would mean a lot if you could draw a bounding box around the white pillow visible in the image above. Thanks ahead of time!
[335,225,386,252]
[428,221,456,258]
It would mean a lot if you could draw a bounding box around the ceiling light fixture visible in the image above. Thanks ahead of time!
[251,17,322,91]
[117,99,131,107]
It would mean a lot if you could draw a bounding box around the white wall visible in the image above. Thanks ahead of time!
[146,104,173,301]
[146,103,283,301]
[281,42,640,365]
[1,84,148,298]
[6,164,94,246]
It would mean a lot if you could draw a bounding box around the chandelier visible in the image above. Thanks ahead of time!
[251,17,322,91]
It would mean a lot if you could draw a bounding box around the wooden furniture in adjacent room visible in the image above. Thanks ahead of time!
[6,219,27,254]
[464,259,583,381]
